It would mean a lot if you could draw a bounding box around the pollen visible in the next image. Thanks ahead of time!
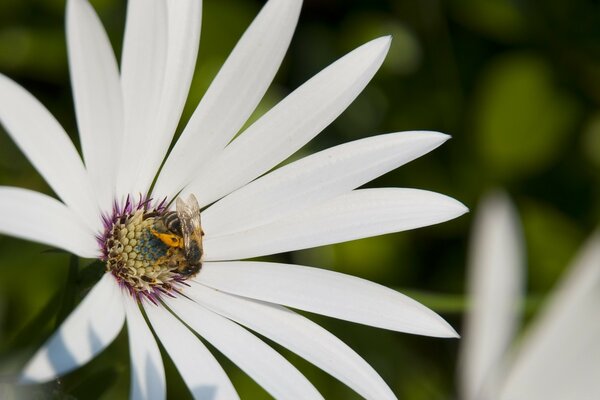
[100,198,189,301]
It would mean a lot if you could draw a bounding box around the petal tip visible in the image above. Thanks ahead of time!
[417,321,460,339]
[436,320,460,339]
[405,130,451,146]
[428,130,452,143]
[413,305,461,338]
[432,194,470,221]
[364,36,392,57]
[455,201,470,217]
[376,35,392,51]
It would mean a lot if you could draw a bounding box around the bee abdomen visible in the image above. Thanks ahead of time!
[163,212,183,235]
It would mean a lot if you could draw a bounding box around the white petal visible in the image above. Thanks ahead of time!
[185,283,397,400]
[154,0,301,199]
[204,188,467,260]
[119,0,167,144]
[204,131,449,236]
[458,192,524,400]
[165,296,323,400]
[144,302,239,400]
[195,261,458,338]
[0,74,99,231]
[21,274,124,382]
[499,232,600,400]
[66,0,123,212]
[117,0,167,197]
[0,187,97,258]
[136,0,203,197]
[123,295,165,400]
[183,36,392,207]
[118,0,202,197]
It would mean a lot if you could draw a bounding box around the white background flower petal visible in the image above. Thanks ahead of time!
[135,0,202,196]
[117,0,167,197]
[195,261,458,338]
[0,187,98,258]
[165,296,323,400]
[66,0,123,212]
[123,295,165,400]
[0,74,98,231]
[21,274,124,382]
[203,131,449,236]
[185,283,397,400]
[499,232,600,400]
[458,192,524,400]
[183,36,392,207]
[204,188,467,260]
[154,0,302,199]
[144,302,239,400]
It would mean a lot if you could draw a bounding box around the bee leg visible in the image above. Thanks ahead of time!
[150,229,184,248]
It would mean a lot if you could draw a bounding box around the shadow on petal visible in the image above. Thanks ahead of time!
[45,331,77,380]
[190,385,217,400]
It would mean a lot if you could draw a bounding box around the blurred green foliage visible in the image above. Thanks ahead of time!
[474,53,581,179]
[0,0,598,398]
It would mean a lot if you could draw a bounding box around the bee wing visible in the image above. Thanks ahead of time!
[176,194,203,252]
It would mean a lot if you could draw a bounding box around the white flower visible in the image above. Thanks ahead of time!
[459,192,600,400]
[0,0,467,399]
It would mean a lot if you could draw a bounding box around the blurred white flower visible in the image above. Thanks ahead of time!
[0,0,467,399]
[459,191,600,400]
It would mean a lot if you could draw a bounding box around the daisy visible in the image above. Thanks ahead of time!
[458,192,600,400]
[0,0,467,398]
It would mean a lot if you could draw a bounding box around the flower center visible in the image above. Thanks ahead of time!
[99,196,200,300]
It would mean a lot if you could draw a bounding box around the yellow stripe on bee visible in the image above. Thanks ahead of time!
[151,230,184,248]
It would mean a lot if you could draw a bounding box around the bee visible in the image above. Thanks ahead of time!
[175,194,204,275]
[151,194,204,276]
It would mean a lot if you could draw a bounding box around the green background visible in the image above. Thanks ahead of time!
[0,0,598,398]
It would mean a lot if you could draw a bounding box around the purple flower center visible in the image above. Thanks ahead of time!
[98,195,191,302]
